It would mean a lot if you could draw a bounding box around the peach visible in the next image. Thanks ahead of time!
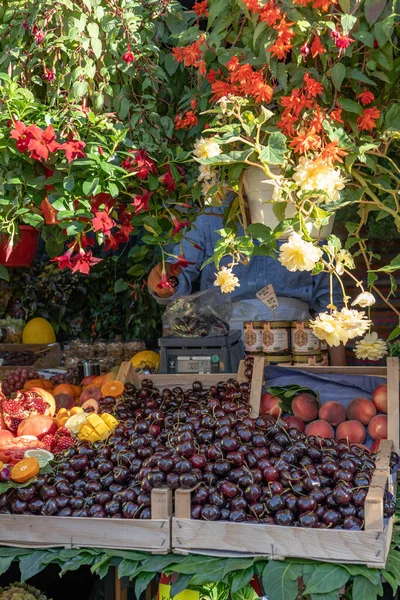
[54,393,75,411]
[368,414,387,440]
[81,399,99,413]
[305,420,334,439]
[372,384,387,414]
[336,420,366,444]
[318,401,346,427]
[347,397,376,425]
[79,385,102,404]
[292,392,319,422]
[17,414,57,440]
[285,416,305,432]
[81,375,96,386]
[260,393,281,418]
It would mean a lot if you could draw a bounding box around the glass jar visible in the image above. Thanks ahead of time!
[262,322,291,354]
[291,321,321,354]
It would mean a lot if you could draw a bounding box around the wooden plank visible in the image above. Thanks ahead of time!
[115,567,128,600]
[151,489,172,520]
[138,373,236,391]
[387,357,399,453]
[175,489,192,519]
[116,361,139,386]
[365,440,392,531]
[237,360,247,383]
[374,439,393,474]
[172,518,390,565]
[285,365,388,376]
[249,356,265,417]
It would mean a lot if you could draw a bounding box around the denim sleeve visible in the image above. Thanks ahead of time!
[311,270,344,315]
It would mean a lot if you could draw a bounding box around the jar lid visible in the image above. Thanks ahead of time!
[265,354,292,362]
[290,321,310,327]
[263,321,291,327]
[292,353,322,362]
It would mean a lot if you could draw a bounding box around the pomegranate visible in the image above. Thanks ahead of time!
[17,414,57,440]
[0,435,48,464]
[2,389,55,433]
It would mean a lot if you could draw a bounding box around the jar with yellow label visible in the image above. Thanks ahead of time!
[292,353,322,366]
[291,321,321,354]
[262,322,291,354]
[265,354,292,366]
[244,322,263,353]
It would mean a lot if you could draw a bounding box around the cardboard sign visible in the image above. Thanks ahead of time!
[158,583,200,600]
[256,284,279,311]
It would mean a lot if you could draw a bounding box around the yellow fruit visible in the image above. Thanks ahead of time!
[79,424,93,438]
[65,412,87,434]
[130,350,160,373]
[22,318,56,344]
[86,413,104,428]
[89,432,100,442]
[58,408,69,417]
[70,406,84,416]
[101,413,119,430]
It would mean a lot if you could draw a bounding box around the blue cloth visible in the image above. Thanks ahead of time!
[165,211,343,315]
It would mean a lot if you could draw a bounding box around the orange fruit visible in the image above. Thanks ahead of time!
[92,375,106,387]
[11,457,40,483]
[23,379,47,390]
[101,380,124,398]
[53,383,76,398]
[72,385,82,398]
[41,379,54,391]
[0,461,3,470]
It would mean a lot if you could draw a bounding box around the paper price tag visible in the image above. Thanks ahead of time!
[159,584,200,600]
[256,284,279,311]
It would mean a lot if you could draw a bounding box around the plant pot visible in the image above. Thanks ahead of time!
[0,225,40,267]
[243,166,335,240]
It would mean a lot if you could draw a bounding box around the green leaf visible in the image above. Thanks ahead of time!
[262,561,301,600]
[164,53,179,76]
[375,253,400,273]
[171,574,195,596]
[118,559,139,579]
[91,554,110,579]
[364,0,387,25]
[246,223,275,244]
[230,567,255,593]
[337,98,363,116]
[119,97,130,120]
[73,80,89,101]
[259,132,287,165]
[0,556,14,576]
[200,150,252,166]
[108,182,119,197]
[352,30,375,47]
[60,553,95,574]
[127,264,144,277]
[346,68,377,86]
[114,278,129,293]
[46,238,64,258]
[385,105,400,131]
[82,177,99,196]
[91,37,103,59]
[342,564,381,585]
[64,174,75,192]
[352,575,378,600]
[341,14,357,33]
[387,326,400,342]
[87,22,99,37]
[161,116,174,138]
[330,63,346,90]
[135,572,155,599]
[368,271,378,287]
[19,551,50,581]
[0,265,9,282]
[310,592,341,600]
[305,565,349,594]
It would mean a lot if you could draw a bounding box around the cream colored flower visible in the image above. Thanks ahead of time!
[278,232,323,272]
[292,157,345,203]
[354,332,388,361]
[351,292,376,308]
[336,307,371,341]
[310,313,347,347]
[193,137,221,160]
[214,267,240,294]
[197,164,213,182]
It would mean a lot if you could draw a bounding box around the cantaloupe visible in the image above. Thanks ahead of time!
[22,318,56,344]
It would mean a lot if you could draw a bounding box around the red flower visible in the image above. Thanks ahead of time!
[330,28,354,55]
[330,107,344,124]
[172,217,190,236]
[300,43,310,58]
[320,141,348,165]
[193,0,208,16]
[51,249,74,270]
[310,36,326,58]
[92,209,116,235]
[27,124,59,162]
[174,111,198,130]
[34,30,45,44]
[71,250,102,275]
[123,149,157,178]
[312,0,337,11]
[357,91,374,106]
[210,80,236,102]
[159,165,177,192]
[118,220,134,240]
[175,254,195,268]
[133,190,153,214]
[122,44,135,64]
[289,130,321,153]
[42,68,55,81]
[206,70,217,83]
[172,38,204,68]
[90,192,114,211]
[303,73,323,98]
[357,107,381,132]
[10,121,31,153]
[157,270,174,291]
[60,138,86,163]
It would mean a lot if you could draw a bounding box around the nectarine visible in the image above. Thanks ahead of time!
[80,375,96,386]
[347,397,376,425]
[80,385,102,404]
[81,399,99,413]
[292,392,319,422]
[260,393,281,418]
[285,416,305,432]
[336,420,366,444]
[305,420,334,439]
[368,414,387,440]
[318,401,346,427]
[372,384,387,414]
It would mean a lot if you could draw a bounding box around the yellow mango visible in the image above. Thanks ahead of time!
[101,413,118,430]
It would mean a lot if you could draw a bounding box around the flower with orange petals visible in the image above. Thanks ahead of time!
[206,70,217,83]
[259,1,282,25]
[330,107,344,124]
[357,107,381,131]
[174,111,199,130]
[357,91,374,106]
[303,73,324,98]
[289,129,321,154]
[320,141,348,165]
[193,0,208,17]
[310,36,326,58]
[312,0,337,11]
[211,80,236,102]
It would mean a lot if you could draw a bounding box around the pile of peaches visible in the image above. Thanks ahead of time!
[261,384,388,450]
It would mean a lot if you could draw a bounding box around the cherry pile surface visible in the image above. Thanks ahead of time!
[0,370,397,528]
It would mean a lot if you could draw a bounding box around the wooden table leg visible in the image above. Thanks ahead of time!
[115,567,128,600]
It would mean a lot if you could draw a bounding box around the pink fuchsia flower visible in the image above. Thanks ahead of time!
[300,43,310,58]
[27,124,59,162]
[132,190,153,214]
[172,217,190,236]
[330,28,354,56]
[71,249,102,275]
[122,44,135,64]
[59,138,86,163]
[10,121,31,153]
[92,209,116,236]
[175,254,195,268]
[51,248,74,270]
[41,68,55,81]
[159,165,176,191]
[32,25,45,44]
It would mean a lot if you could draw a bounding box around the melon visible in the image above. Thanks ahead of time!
[22,318,56,344]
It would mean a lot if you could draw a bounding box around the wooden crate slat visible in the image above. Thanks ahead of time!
[249,356,264,417]
[387,358,399,453]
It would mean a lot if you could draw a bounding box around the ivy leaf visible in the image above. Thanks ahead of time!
[304,564,349,595]
[19,551,51,581]
[337,98,363,115]
[367,271,378,287]
[352,575,379,600]
[258,132,287,165]
[262,561,301,600]
[374,253,400,272]
[0,265,9,282]
[330,63,346,90]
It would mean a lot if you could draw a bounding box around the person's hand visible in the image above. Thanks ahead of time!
[148,262,182,298]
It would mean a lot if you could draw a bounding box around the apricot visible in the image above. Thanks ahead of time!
[285,416,305,432]
[368,414,387,440]
[260,393,281,418]
[347,397,376,425]
[80,385,102,404]
[372,384,387,414]
[336,420,366,444]
[305,420,334,439]
[292,392,319,422]
[318,401,346,427]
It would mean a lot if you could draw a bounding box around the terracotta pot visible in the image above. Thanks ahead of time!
[243,166,335,239]
[0,225,40,267]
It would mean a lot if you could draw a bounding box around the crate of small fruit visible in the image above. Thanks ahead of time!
[171,357,399,568]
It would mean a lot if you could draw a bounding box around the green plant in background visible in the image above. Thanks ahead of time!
[0,582,51,600]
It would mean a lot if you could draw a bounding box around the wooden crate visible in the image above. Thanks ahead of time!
[0,343,61,373]
[0,488,171,552]
[172,440,395,567]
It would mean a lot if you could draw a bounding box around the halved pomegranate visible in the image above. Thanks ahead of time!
[0,435,48,465]
[2,389,56,433]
